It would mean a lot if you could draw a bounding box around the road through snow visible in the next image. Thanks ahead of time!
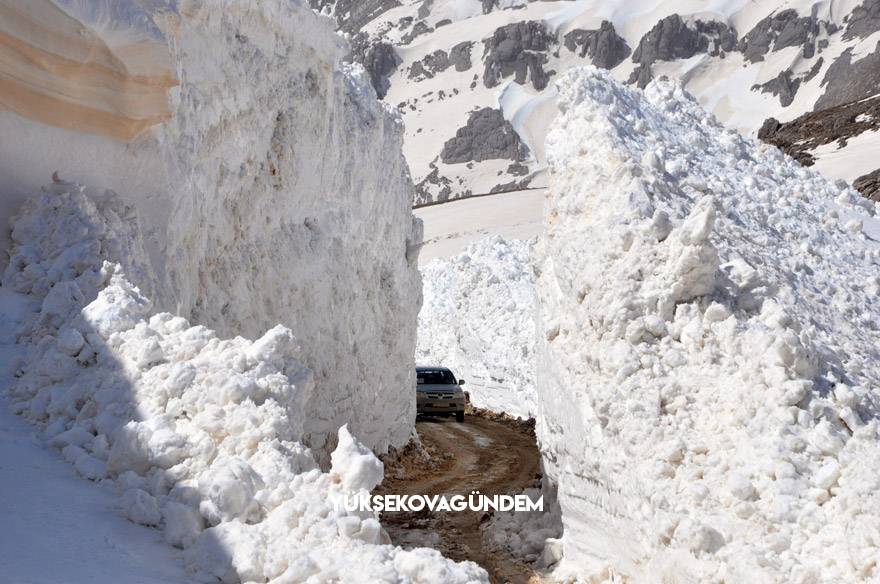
[378,415,543,584]
[414,190,544,264]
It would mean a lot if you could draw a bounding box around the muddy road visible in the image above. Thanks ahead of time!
[377,414,543,583]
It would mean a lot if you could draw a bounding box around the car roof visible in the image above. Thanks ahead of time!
[416,365,451,372]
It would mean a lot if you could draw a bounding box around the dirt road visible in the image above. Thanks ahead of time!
[377,414,543,583]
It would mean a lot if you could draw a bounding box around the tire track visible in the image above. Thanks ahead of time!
[377,415,543,583]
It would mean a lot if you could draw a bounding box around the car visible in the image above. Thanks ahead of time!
[416,366,467,422]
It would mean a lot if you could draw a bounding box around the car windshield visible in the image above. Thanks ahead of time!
[417,369,456,385]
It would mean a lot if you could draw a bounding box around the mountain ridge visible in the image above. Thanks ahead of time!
[311,0,880,204]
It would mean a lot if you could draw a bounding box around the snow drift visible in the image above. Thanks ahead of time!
[417,236,537,419]
[0,0,421,458]
[536,68,880,582]
[2,184,486,582]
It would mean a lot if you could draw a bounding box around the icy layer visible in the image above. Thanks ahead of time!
[536,68,880,583]
[2,185,487,583]
[417,236,537,419]
[0,0,421,458]
[0,0,176,140]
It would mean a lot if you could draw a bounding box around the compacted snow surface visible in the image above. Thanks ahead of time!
[535,68,880,583]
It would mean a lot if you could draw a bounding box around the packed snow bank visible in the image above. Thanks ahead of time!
[536,68,880,583]
[0,0,420,458]
[2,184,487,583]
[417,236,538,419]
[484,485,563,569]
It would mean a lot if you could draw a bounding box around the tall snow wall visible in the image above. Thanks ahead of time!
[2,183,486,582]
[0,0,421,457]
[536,68,880,583]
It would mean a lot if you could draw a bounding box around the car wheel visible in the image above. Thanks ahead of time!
[456,411,464,423]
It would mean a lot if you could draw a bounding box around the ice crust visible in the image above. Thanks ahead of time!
[417,236,538,419]
[0,0,422,459]
[2,185,487,583]
[536,68,880,582]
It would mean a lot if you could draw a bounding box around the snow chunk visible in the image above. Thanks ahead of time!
[330,425,385,492]
[162,501,204,549]
[121,488,162,526]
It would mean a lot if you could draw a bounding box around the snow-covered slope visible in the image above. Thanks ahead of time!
[1,183,486,583]
[315,0,880,204]
[0,0,421,459]
[536,67,880,582]
[417,235,537,418]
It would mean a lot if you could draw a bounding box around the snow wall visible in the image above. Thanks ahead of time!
[417,235,538,419]
[536,68,880,583]
[0,0,421,458]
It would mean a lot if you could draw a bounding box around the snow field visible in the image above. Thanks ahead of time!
[536,67,880,583]
[2,184,488,583]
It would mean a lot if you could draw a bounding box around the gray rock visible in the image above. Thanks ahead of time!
[490,177,531,194]
[629,15,736,87]
[696,20,739,55]
[409,42,473,80]
[844,0,880,40]
[350,36,400,99]
[738,9,819,63]
[441,107,530,164]
[482,21,556,90]
[417,0,433,20]
[415,167,453,205]
[633,15,702,64]
[308,0,400,34]
[402,21,434,45]
[853,168,880,201]
[804,57,824,83]
[628,63,654,89]
[450,41,474,72]
[408,49,450,80]
[633,15,734,65]
[563,21,631,69]
[816,43,880,109]
[753,70,801,106]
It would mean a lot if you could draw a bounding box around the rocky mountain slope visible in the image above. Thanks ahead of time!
[760,95,880,201]
[312,0,880,205]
